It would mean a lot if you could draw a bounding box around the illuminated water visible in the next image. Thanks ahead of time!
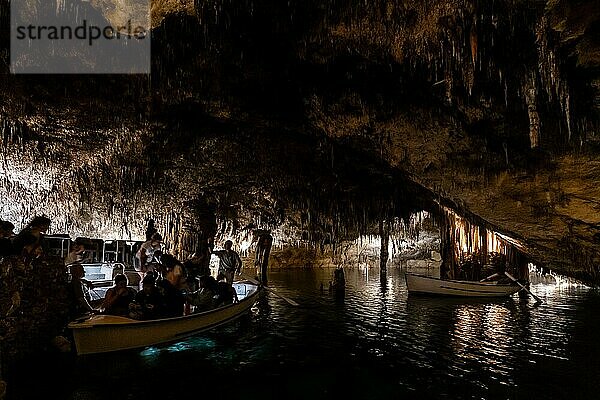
[9,267,600,400]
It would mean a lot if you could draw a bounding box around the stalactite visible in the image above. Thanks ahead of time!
[469,20,477,69]
[525,73,540,148]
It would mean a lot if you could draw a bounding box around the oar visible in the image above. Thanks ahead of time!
[504,271,542,304]
[244,276,299,306]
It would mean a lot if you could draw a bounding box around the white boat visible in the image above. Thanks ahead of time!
[68,280,261,355]
[405,273,521,297]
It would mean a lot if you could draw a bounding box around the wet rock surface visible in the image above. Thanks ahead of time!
[0,257,69,369]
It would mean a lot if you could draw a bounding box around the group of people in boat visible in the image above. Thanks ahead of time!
[0,215,244,322]
[69,234,244,321]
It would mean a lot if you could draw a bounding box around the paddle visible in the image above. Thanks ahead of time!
[243,276,299,306]
[504,271,542,304]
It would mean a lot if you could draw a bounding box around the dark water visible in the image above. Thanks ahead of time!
[8,267,600,400]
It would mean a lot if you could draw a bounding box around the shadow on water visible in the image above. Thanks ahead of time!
[6,267,600,400]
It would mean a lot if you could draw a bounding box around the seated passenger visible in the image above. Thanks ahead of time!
[186,275,218,312]
[156,261,185,318]
[129,274,162,320]
[67,263,96,319]
[214,273,238,308]
[102,274,137,316]
[64,239,91,266]
[161,254,187,289]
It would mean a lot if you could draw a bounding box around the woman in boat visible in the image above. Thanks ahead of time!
[64,238,91,266]
[102,274,137,316]
[161,254,187,289]
[67,263,97,319]
[135,232,163,280]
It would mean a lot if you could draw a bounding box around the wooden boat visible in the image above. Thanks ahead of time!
[68,280,261,355]
[405,273,521,297]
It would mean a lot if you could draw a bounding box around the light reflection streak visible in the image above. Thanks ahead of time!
[139,336,217,360]
[448,303,519,380]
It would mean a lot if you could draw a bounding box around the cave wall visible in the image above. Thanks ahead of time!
[0,256,70,371]
[0,0,599,279]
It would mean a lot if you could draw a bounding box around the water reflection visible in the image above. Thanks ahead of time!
[8,267,599,400]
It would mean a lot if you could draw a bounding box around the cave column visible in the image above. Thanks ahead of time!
[379,219,390,276]
[479,225,488,281]
[165,199,217,271]
[440,212,456,279]
[255,232,273,284]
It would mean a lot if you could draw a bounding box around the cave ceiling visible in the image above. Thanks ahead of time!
[0,0,599,279]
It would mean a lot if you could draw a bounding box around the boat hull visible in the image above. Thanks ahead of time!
[69,281,260,355]
[405,273,521,297]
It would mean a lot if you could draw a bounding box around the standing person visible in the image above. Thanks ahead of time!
[183,244,211,291]
[0,220,14,238]
[212,240,242,285]
[135,233,163,283]
[145,219,158,241]
[0,220,15,257]
[12,216,51,257]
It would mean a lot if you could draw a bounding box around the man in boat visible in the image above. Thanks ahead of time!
[479,264,512,284]
[156,254,186,317]
[212,240,242,285]
[129,274,162,320]
[101,274,137,316]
